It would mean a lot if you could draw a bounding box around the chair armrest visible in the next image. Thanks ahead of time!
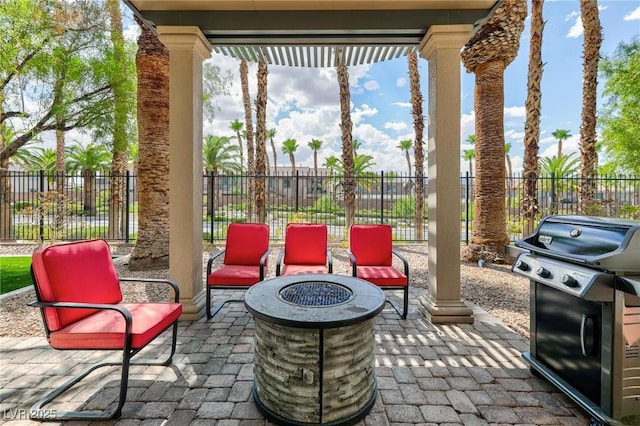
[392,249,409,277]
[346,250,357,277]
[259,248,271,280]
[327,248,333,273]
[206,250,226,275]
[119,277,181,302]
[275,249,285,276]
[28,301,134,334]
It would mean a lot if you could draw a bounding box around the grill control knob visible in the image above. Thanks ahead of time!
[561,274,579,288]
[536,267,551,279]
[515,260,530,271]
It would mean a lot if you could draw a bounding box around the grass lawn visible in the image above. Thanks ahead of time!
[0,256,32,295]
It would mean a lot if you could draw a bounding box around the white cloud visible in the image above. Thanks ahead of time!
[624,6,640,20]
[392,101,412,109]
[363,80,380,91]
[384,122,407,131]
[505,106,526,118]
[396,77,407,88]
[567,17,583,38]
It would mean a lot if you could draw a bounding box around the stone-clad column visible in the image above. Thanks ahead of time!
[157,26,211,320]
[418,25,474,324]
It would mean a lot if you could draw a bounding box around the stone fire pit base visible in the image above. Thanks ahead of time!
[245,274,385,426]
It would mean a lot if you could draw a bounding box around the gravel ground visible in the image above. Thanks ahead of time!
[0,243,530,339]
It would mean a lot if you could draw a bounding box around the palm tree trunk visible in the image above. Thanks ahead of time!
[107,0,129,240]
[129,17,170,270]
[522,0,544,235]
[467,60,509,260]
[255,62,268,223]
[408,50,425,240]
[579,0,602,214]
[337,56,355,230]
[240,60,256,221]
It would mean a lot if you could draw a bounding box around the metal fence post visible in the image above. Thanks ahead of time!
[380,171,384,223]
[210,171,215,244]
[295,170,299,212]
[465,172,470,244]
[125,171,131,243]
[39,169,45,242]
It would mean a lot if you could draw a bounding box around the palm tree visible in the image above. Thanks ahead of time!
[240,59,255,220]
[255,62,268,223]
[540,153,580,214]
[17,147,57,176]
[552,129,572,159]
[66,142,111,216]
[408,49,426,240]
[203,134,242,214]
[398,140,412,176]
[129,16,170,270]
[462,135,476,175]
[337,48,355,229]
[230,119,244,169]
[267,128,277,174]
[505,142,513,209]
[398,139,413,196]
[579,0,602,214]
[522,0,544,234]
[460,0,527,263]
[308,138,323,197]
[282,138,299,175]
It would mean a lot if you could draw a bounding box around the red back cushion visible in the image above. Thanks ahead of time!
[349,224,393,266]
[223,223,270,265]
[283,223,327,265]
[31,239,122,332]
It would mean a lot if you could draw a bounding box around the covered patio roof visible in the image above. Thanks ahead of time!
[124,0,500,67]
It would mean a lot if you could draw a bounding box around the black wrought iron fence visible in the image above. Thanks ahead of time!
[2,170,640,243]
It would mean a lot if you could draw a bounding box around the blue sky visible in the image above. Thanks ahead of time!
[204,0,640,175]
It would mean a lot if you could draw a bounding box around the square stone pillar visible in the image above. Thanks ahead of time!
[418,25,474,324]
[157,26,211,320]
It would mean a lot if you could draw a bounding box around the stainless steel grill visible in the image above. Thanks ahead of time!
[512,215,640,426]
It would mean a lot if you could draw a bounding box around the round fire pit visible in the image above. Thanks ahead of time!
[245,274,385,425]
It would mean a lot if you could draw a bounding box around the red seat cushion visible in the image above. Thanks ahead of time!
[349,225,393,266]
[281,265,329,276]
[48,302,182,350]
[32,240,123,332]
[283,223,327,265]
[208,265,265,286]
[223,223,270,266]
[356,266,407,286]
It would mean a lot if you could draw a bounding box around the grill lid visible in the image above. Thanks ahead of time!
[515,215,640,272]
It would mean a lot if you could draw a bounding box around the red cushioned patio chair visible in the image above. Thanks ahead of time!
[276,223,332,276]
[206,223,270,319]
[347,224,409,319]
[28,239,182,420]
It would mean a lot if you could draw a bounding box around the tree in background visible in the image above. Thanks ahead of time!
[66,142,111,216]
[202,60,233,123]
[599,37,640,174]
[267,128,278,174]
[551,129,572,159]
[255,62,268,223]
[106,0,136,240]
[0,0,114,239]
[337,48,355,230]
[230,119,245,170]
[461,0,527,263]
[202,134,242,215]
[398,140,413,177]
[540,153,580,215]
[282,138,299,175]
[240,60,256,220]
[578,0,602,214]
[408,49,425,240]
[308,138,323,197]
[462,135,476,176]
[522,0,544,235]
[129,17,169,270]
